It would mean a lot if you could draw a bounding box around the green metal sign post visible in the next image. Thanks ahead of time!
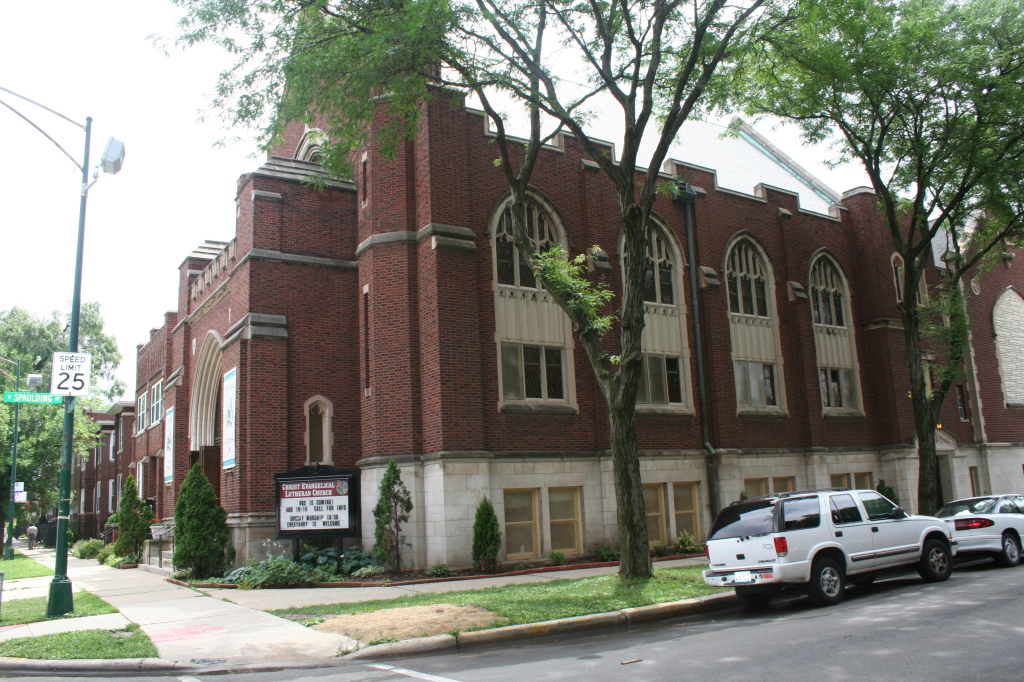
[4,361,21,561]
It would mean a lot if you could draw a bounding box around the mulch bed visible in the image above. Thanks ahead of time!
[168,552,705,590]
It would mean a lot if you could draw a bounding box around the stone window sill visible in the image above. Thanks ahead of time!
[823,409,865,419]
[737,408,788,417]
[636,405,695,415]
[500,402,578,414]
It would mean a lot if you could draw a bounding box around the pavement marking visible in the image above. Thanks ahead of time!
[368,663,464,682]
[178,677,205,682]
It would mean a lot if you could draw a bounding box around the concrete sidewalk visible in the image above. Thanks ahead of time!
[5,541,709,669]
[9,541,357,666]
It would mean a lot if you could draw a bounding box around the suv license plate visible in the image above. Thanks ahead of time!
[734,571,753,584]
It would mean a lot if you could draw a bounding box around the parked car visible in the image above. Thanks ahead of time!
[702,489,956,608]
[935,495,1024,567]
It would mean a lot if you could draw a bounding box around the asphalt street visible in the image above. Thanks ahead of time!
[6,558,1023,682]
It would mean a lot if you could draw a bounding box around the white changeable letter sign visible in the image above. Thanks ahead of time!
[279,478,351,531]
[164,407,175,484]
[50,352,93,396]
[222,368,237,469]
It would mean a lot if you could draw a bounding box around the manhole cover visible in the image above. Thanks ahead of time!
[191,659,227,665]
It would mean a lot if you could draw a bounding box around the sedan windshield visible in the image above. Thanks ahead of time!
[709,500,776,540]
[936,497,997,517]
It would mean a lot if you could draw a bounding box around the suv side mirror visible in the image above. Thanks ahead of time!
[892,507,908,519]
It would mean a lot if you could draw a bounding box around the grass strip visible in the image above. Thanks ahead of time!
[0,592,118,626]
[0,623,158,660]
[0,551,52,580]
[270,566,727,628]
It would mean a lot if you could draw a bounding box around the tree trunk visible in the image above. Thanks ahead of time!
[903,307,938,515]
[609,392,653,580]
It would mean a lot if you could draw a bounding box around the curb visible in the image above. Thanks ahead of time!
[343,591,737,661]
[0,657,198,673]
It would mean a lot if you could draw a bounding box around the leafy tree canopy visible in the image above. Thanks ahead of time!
[730,0,1024,512]
[1,303,120,526]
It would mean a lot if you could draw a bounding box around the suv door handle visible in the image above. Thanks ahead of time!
[871,526,879,532]
[835,531,843,537]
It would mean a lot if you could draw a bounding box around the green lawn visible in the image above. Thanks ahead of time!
[270,566,727,628]
[0,591,118,626]
[0,623,158,660]
[0,551,52,580]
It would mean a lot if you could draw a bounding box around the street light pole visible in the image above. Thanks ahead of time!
[4,359,20,561]
[46,117,92,616]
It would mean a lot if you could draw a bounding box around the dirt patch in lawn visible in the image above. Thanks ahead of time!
[313,603,502,643]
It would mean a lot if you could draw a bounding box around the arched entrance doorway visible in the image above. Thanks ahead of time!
[189,332,224,502]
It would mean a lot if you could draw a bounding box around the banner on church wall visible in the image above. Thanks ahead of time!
[222,367,237,469]
[274,465,361,539]
[164,407,174,484]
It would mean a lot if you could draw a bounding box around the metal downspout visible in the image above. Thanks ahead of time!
[683,197,719,519]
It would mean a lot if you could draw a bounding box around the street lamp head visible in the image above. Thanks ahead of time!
[99,137,125,175]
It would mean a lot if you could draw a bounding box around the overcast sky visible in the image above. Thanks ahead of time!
[0,2,870,399]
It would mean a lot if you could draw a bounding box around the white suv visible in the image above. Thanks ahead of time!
[702,489,957,607]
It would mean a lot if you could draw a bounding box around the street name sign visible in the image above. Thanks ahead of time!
[50,352,92,397]
[3,392,64,405]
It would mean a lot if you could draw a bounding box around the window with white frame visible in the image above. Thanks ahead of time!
[625,223,693,410]
[725,238,785,411]
[891,253,925,306]
[108,478,114,513]
[80,489,85,514]
[492,196,575,409]
[151,381,163,425]
[137,393,148,432]
[117,415,124,452]
[109,431,115,461]
[305,397,334,464]
[95,480,101,513]
[138,461,145,499]
[117,474,123,508]
[809,255,861,412]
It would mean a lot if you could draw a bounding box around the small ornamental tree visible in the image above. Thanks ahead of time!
[472,496,501,573]
[174,463,230,578]
[372,460,413,572]
[113,475,150,559]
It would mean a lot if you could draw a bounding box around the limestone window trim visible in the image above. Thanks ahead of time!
[304,396,335,465]
[724,235,787,414]
[620,220,695,414]
[891,253,927,306]
[294,128,326,164]
[993,288,1024,407]
[491,193,577,413]
[808,254,863,415]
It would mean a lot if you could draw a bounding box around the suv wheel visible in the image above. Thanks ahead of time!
[995,533,1021,568]
[807,557,845,607]
[735,586,773,608]
[917,539,952,582]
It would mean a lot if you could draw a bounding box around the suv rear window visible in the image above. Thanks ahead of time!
[783,497,821,530]
[709,500,776,540]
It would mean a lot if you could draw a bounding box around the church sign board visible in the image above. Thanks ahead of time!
[274,465,361,539]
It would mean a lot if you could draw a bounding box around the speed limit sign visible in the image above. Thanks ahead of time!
[50,352,93,397]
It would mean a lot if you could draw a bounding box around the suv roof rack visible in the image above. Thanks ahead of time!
[728,487,851,506]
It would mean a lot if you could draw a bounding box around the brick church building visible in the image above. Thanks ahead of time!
[130,92,1024,568]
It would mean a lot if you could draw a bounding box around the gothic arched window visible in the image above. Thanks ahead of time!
[809,255,861,412]
[492,195,575,409]
[305,396,334,464]
[724,237,785,411]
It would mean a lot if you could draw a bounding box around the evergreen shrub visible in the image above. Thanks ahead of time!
[174,463,231,579]
[472,496,501,573]
[114,475,151,559]
[372,461,413,571]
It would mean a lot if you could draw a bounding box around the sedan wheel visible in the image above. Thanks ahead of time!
[996,533,1021,568]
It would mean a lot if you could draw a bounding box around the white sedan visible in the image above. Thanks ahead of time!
[936,495,1024,567]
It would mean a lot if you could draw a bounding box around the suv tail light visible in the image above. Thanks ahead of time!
[954,518,995,531]
[774,536,788,556]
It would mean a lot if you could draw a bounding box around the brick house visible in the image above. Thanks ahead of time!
[132,92,1024,568]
